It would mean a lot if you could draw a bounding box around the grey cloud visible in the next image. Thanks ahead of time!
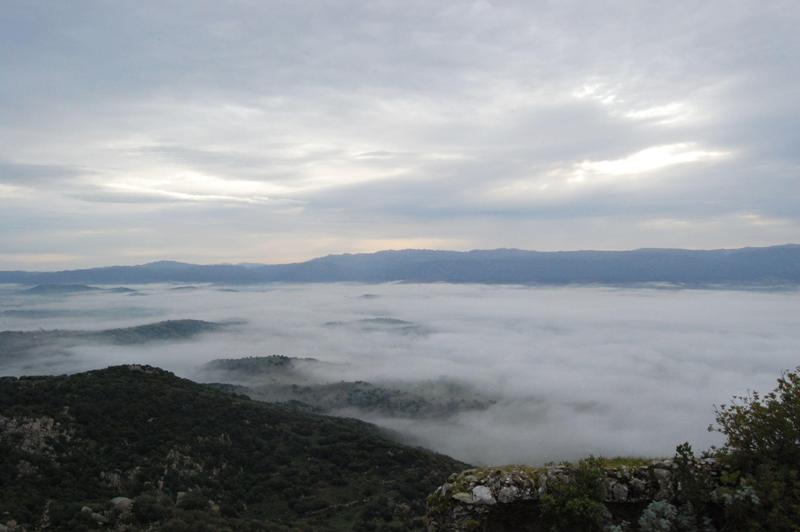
[126,143,350,184]
[0,0,798,267]
[0,160,85,186]
[1,283,798,465]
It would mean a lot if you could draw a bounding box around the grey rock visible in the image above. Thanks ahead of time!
[427,459,724,531]
[472,486,496,505]
[498,485,519,503]
[90,512,108,524]
[452,492,474,503]
[628,478,649,500]
[653,468,671,483]
[610,482,629,502]
[110,496,134,513]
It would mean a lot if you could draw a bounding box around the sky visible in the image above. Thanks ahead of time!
[1,0,799,269]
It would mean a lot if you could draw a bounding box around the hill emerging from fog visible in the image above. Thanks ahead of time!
[20,284,137,295]
[1,244,799,285]
[201,355,498,419]
[0,320,224,367]
[0,365,465,530]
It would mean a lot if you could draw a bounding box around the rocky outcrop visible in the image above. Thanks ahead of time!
[0,415,73,456]
[426,458,723,531]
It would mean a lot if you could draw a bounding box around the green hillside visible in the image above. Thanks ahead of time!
[0,365,466,531]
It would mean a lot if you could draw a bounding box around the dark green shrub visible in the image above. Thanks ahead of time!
[711,367,800,530]
[161,518,190,532]
[176,492,209,511]
[132,494,169,523]
[671,442,717,527]
[538,457,609,531]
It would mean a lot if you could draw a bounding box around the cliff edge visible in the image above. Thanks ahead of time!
[425,456,736,531]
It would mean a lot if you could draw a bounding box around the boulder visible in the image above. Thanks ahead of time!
[110,496,134,513]
[471,486,496,505]
[90,512,108,524]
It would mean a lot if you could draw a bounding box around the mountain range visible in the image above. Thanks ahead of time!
[1,244,799,285]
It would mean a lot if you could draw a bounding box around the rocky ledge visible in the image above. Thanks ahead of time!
[425,458,727,531]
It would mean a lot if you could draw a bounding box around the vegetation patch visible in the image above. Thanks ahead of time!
[0,365,466,530]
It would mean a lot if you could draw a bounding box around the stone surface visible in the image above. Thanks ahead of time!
[426,459,723,531]
[110,496,134,513]
[497,485,519,503]
[610,481,629,501]
[471,485,496,505]
[90,512,108,524]
[452,492,473,504]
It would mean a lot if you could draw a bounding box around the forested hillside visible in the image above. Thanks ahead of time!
[0,365,465,531]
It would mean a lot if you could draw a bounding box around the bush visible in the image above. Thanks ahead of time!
[538,457,609,531]
[161,518,190,532]
[670,443,716,528]
[132,494,169,523]
[638,500,678,531]
[176,491,209,511]
[711,366,800,530]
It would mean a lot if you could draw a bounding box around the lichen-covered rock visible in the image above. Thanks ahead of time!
[426,459,722,531]
[109,496,134,513]
[472,485,496,505]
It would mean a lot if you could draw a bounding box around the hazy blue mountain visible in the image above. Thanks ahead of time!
[1,244,798,285]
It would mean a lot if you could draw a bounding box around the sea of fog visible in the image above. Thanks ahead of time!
[1,282,799,466]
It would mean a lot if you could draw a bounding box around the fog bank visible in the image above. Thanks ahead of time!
[1,282,798,465]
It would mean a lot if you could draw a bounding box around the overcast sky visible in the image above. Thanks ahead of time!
[1,1,798,269]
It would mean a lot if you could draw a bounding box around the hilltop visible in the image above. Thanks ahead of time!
[201,355,497,419]
[0,365,466,531]
[0,320,224,367]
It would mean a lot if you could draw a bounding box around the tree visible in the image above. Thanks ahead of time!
[711,367,800,530]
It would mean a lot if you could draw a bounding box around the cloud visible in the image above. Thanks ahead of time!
[572,143,728,180]
[0,1,798,267]
[1,282,799,466]
[625,103,693,124]
[0,160,86,186]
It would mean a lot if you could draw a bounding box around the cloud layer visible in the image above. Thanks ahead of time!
[2,282,798,465]
[0,1,798,268]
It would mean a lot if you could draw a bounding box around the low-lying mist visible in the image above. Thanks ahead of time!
[1,282,798,466]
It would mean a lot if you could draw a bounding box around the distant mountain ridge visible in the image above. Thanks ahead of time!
[1,244,799,285]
